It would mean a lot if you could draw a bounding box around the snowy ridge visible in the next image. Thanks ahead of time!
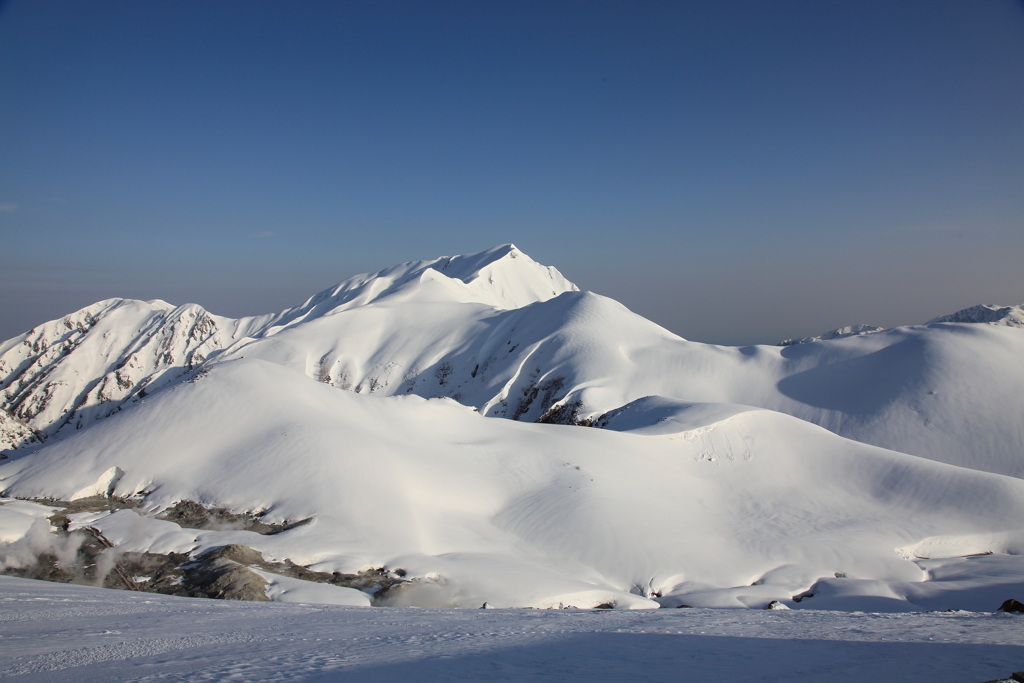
[778,302,1024,347]
[249,243,576,337]
[0,245,575,444]
[778,324,885,346]
[928,303,1024,327]
[0,299,255,444]
[2,247,1023,477]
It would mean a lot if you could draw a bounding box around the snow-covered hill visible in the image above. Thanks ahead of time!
[3,358,1024,610]
[207,287,1024,477]
[2,245,1024,610]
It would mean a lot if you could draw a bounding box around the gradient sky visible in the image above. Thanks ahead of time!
[2,0,1022,345]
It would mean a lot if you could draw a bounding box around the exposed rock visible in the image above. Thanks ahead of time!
[980,673,1024,683]
[1,508,406,604]
[159,500,311,535]
[536,398,595,426]
[0,408,42,452]
[15,494,138,531]
[998,598,1024,613]
[182,548,270,601]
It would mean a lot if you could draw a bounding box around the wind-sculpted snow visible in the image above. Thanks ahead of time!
[3,359,1024,610]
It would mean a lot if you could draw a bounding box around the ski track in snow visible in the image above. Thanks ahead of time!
[1,577,1023,683]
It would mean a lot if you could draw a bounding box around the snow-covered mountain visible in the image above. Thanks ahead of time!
[4,246,1023,477]
[928,303,1024,327]
[0,245,575,448]
[2,245,1024,610]
[778,303,1024,347]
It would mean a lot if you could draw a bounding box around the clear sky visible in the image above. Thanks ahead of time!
[2,0,1022,345]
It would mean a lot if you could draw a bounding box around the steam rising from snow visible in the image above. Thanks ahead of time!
[0,517,82,575]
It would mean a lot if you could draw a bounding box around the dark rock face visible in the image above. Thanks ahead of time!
[998,598,1024,613]
[159,500,311,535]
[980,672,1024,683]
[182,549,270,602]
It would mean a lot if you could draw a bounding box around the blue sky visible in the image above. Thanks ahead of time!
[2,0,1022,345]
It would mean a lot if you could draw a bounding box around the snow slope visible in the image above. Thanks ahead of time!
[211,288,1024,477]
[3,359,1024,610]
[3,576,1023,683]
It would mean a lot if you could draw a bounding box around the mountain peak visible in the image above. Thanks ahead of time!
[272,245,578,329]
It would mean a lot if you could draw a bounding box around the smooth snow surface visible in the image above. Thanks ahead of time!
[2,577,1023,683]
[0,498,59,543]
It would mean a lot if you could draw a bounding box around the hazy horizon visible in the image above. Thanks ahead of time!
[2,0,1022,346]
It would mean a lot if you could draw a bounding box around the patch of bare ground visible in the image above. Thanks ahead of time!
[2,498,406,603]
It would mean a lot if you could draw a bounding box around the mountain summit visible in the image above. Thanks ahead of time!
[0,245,576,447]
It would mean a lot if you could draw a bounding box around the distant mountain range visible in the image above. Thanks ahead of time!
[779,303,1024,346]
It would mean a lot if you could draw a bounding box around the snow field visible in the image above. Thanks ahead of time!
[2,576,1023,683]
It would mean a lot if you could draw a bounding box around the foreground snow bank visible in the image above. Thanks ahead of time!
[1,576,1023,683]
